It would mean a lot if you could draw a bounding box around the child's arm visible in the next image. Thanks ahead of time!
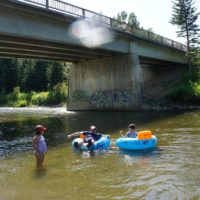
[32,136,39,152]
[67,131,82,139]
[124,132,129,137]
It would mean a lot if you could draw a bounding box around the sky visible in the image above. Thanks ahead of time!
[63,0,200,44]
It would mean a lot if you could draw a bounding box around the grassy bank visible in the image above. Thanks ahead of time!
[0,83,68,107]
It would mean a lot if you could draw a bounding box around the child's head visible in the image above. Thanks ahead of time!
[128,123,135,131]
[35,125,47,135]
[90,125,97,133]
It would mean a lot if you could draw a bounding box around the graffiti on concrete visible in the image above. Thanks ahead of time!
[72,90,89,102]
[90,90,133,107]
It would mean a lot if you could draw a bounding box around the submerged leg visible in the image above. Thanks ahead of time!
[87,139,93,148]
[35,153,45,168]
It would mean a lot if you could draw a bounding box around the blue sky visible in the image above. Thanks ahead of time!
[63,0,200,44]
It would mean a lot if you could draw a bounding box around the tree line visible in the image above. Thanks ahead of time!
[0,58,70,94]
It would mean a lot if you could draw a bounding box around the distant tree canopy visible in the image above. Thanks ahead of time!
[0,58,70,94]
[114,11,140,28]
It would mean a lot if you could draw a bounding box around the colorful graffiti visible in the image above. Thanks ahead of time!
[72,90,89,102]
[90,90,134,108]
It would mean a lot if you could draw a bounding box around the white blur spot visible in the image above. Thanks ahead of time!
[70,20,114,48]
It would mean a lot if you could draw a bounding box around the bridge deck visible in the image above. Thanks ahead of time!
[0,0,187,63]
[10,0,187,51]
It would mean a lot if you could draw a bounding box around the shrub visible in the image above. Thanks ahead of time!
[31,92,48,105]
[47,82,67,105]
[167,80,200,103]
[14,100,28,107]
[13,86,21,100]
[0,82,68,107]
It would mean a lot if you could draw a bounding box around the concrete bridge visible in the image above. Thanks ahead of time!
[0,0,188,110]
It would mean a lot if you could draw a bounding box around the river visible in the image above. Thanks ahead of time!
[0,107,200,200]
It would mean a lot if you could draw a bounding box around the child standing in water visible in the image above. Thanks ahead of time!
[32,125,47,168]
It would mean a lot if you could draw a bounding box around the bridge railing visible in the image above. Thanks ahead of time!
[19,0,46,6]
[18,0,187,51]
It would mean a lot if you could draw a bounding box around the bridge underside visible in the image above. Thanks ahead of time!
[68,53,187,111]
[0,33,120,62]
[0,0,188,110]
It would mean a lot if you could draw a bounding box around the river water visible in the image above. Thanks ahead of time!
[0,107,200,200]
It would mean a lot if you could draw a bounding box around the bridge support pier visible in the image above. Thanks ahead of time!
[68,53,143,111]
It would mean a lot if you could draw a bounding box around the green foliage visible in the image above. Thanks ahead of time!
[0,94,7,105]
[167,73,200,103]
[32,60,49,91]
[116,11,128,23]
[114,11,140,28]
[0,83,68,107]
[19,59,36,91]
[127,12,140,27]
[10,100,29,107]
[0,59,19,93]
[170,0,200,49]
[192,49,200,68]
[13,86,21,100]
[47,82,68,105]
[48,62,65,90]
[0,58,70,94]
[167,51,200,104]
[31,92,48,105]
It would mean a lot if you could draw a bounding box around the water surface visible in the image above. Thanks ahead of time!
[0,107,200,200]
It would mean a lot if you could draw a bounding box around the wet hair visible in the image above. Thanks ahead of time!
[128,123,135,130]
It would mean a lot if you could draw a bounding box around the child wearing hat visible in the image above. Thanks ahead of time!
[32,125,47,168]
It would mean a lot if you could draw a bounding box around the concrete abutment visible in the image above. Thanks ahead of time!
[68,53,143,111]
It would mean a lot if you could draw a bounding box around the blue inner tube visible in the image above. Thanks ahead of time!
[116,135,157,150]
[72,135,110,151]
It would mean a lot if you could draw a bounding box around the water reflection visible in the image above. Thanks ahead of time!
[33,166,47,178]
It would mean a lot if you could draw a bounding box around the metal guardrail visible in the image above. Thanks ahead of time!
[18,0,187,51]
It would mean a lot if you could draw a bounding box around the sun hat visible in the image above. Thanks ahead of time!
[35,125,47,132]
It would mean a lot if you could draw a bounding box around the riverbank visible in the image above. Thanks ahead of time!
[0,83,67,107]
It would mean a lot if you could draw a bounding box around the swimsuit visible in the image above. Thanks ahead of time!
[38,135,47,154]
[126,131,137,138]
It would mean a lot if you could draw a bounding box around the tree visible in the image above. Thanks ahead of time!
[19,59,36,91]
[115,11,140,28]
[128,12,140,27]
[33,61,49,91]
[170,0,200,54]
[0,59,19,93]
[0,58,69,93]
[48,62,65,89]
[116,11,128,23]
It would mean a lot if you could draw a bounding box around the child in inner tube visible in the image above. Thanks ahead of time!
[125,123,137,138]
[67,125,102,148]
